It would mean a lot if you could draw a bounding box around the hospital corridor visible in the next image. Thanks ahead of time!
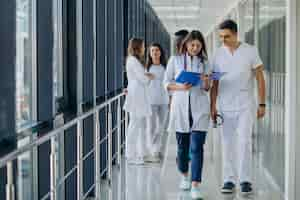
[0,0,299,200]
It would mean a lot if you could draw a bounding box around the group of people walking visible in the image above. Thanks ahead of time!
[123,19,266,199]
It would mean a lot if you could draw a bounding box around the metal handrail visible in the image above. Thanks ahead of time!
[0,92,124,168]
[0,92,128,200]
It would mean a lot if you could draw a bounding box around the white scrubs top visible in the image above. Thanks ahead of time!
[147,64,169,105]
[210,43,263,112]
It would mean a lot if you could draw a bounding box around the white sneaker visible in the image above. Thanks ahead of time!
[179,175,191,190]
[144,154,160,163]
[127,157,145,165]
[191,186,204,199]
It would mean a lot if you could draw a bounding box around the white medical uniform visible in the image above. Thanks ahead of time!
[123,56,152,159]
[164,53,210,133]
[146,64,169,154]
[210,43,263,183]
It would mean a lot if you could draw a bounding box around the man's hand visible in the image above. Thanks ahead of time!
[255,66,266,119]
[257,106,266,119]
[201,74,210,91]
[211,105,218,122]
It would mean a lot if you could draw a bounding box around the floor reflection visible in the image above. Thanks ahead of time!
[99,131,284,200]
[125,164,166,200]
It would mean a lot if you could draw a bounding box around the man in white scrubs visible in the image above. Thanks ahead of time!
[210,20,266,194]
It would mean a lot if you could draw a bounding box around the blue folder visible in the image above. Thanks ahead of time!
[175,71,202,86]
[210,72,226,80]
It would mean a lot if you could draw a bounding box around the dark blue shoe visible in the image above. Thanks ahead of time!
[240,182,253,194]
[221,182,236,194]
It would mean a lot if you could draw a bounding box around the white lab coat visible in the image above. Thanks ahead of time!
[164,54,210,133]
[123,56,152,159]
[123,56,152,117]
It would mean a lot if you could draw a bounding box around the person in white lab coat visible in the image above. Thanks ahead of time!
[210,20,266,195]
[144,43,169,162]
[164,30,210,199]
[168,30,190,126]
[174,30,189,55]
[123,38,155,165]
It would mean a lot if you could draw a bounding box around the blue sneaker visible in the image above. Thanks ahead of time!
[240,182,253,194]
[221,182,236,194]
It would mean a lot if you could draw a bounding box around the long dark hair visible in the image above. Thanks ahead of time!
[146,43,167,70]
[127,38,144,63]
[179,30,208,61]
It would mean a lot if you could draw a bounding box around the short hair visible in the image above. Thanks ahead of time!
[174,29,189,54]
[219,19,238,33]
[175,29,189,37]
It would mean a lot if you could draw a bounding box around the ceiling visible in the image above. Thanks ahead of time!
[147,0,239,36]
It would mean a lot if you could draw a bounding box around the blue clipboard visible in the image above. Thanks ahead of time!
[175,71,202,86]
[210,72,227,80]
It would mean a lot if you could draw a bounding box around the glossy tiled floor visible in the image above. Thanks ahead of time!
[99,130,284,200]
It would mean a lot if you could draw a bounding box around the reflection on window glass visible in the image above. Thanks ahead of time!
[259,0,286,29]
[16,0,35,129]
[17,138,33,200]
[53,0,63,99]
[257,0,287,192]
[238,0,255,44]
[16,1,35,199]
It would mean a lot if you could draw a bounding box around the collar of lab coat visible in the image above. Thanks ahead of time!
[184,53,201,71]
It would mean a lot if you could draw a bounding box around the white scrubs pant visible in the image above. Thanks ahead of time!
[146,105,169,154]
[221,108,255,184]
[126,113,148,159]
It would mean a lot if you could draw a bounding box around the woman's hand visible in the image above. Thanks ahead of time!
[167,83,192,91]
[145,72,155,80]
[123,88,128,95]
[201,74,210,91]
[180,83,193,91]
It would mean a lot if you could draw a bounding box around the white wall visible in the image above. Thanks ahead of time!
[285,0,299,199]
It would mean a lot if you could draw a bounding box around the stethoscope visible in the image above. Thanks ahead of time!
[183,54,205,72]
[213,114,224,128]
[183,54,224,127]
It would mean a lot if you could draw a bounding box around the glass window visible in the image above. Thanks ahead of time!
[17,137,34,200]
[257,0,287,193]
[16,2,37,199]
[259,0,286,29]
[16,0,36,129]
[53,0,63,100]
[238,0,255,44]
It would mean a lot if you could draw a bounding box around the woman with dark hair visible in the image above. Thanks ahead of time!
[123,38,155,165]
[164,30,210,199]
[143,43,169,162]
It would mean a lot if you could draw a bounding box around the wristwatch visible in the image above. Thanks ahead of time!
[259,103,266,107]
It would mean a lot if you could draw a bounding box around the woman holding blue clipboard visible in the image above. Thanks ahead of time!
[164,30,210,199]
